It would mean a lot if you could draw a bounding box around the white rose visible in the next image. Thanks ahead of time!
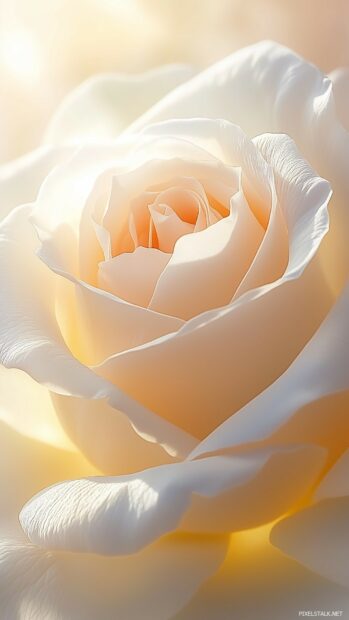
[1,42,349,619]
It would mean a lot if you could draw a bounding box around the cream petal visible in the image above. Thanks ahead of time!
[0,204,196,460]
[0,366,73,451]
[31,144,128,249]
[40,241,183,364]
[149,190,264,319]
[0,145,71,222]
[190,282,349,459]
[177,527,349,620]
[140,119,273,226]
[51,393,179,475]
[96,124,332,439]
[45,64,196,146]
[330,68,349,131]
[20,444,324,555]
[0,534,227,620]
[98,259,332,438]
[129,42,332,144]
[0,205,108,399]
[98,247,170,307]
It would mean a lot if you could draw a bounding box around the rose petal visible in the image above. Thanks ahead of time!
[0,534,227,620]
[190,282,349,460]
[0,145,71,222]
[20,444,324,555]
[330,67,349,131]
[98,247,170,308]
[129,42,331,143]
[149,190,264,319]
[39,233,183,365]
[51,393,180,475]
[0,205,107,399]
[44,64,196,146]
[103,151,239,258]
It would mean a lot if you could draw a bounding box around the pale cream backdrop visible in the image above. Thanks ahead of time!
[1,0,349,163]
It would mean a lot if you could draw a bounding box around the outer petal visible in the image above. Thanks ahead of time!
[330,68,349,131]
[271,450,349,589]
[20,444,325,555]
[272,499,349,590]
[0,534,227,620]
[129,41,349,292]
[45,65,196,146]
[190,281,349,460]
[51,393,181,475]
[0,205,109,399]
[98,247,171,307]
[0,145,71,222]
[129,42,332,142]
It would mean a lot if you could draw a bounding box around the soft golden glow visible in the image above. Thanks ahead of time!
[0,28,42,84]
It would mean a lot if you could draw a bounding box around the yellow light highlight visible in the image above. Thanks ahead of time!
[229,519,278,553]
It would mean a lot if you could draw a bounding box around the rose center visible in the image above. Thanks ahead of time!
[128,181,223,254]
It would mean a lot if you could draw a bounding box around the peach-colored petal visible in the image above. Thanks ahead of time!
[104,152,239,257]
[190,282,349,460]
[149,191,264,319]
[39,237,183,364]
[98,247,170,308]
[149,202,195,252]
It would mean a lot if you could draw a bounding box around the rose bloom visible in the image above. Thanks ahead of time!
[1,42,349,618]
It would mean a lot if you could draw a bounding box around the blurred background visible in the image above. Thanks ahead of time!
[1,0,349,163]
